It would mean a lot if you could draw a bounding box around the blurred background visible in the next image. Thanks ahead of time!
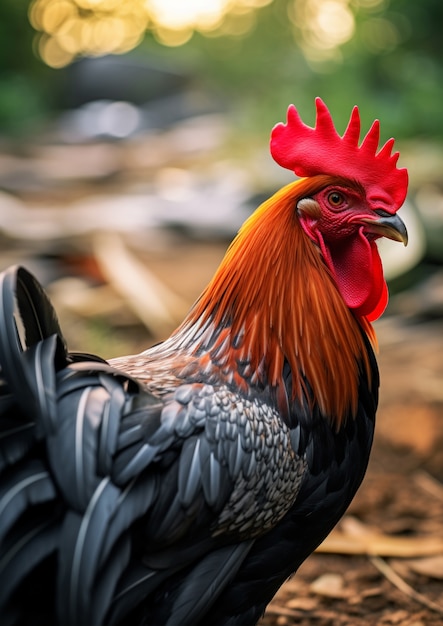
[1,3,443,621]
[1,0,442,354]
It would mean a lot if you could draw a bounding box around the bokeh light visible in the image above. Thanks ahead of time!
[149,0,227,31]
[289,0,355,62]
[29,0,151,67]
[360,17,401,54]
[28,0,405,69]
[29,0,273,67]
[288,0,391,64]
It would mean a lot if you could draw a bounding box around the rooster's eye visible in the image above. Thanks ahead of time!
[328,191,345,208]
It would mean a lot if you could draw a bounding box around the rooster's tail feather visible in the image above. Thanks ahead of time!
[0,266,163,624]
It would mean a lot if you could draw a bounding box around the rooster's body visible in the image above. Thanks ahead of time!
[0,99,408,625]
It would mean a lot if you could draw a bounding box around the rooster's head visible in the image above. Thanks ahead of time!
[271,98,408,321]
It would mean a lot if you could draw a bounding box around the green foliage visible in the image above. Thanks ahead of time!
[140,0,443,140]
[0,0,52,134]
[0,74,47,134]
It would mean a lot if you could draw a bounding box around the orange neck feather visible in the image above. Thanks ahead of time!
[176,177,375,428]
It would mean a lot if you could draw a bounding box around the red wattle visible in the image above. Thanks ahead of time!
[320,230,388,321]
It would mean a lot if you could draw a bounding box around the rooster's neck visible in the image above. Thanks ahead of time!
[173,179,374,427]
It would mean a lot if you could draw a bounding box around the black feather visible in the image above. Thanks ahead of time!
[0,459,56,541]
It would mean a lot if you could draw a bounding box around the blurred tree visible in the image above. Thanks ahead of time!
[0,0,442,140]
[0,0,53,134]
[138,0,443,140]
[344,0,443,138]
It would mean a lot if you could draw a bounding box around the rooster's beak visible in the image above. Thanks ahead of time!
[361,210,408,246]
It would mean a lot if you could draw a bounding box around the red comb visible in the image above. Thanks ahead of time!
[270,98,408,212]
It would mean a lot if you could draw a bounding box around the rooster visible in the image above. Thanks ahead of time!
[0,98,408,625]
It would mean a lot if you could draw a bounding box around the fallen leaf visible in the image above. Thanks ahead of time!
[380,609,409,624]
[348,586,384,604]
[404,555,443,580]
[286,597,318,611]
[310,573,349,599]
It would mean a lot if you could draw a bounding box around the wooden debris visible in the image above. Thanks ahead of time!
[317,527,443,558]
[370,556,443,617]
[414,471,443,502]
[316,516,443,558]
[93,232,188,336]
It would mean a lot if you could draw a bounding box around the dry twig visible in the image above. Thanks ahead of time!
[414,470,443,502]
[263,604,303,619]
[317,528,443,558]
[370,555,443,617]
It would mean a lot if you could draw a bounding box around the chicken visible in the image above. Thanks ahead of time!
[0,98,408,626]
